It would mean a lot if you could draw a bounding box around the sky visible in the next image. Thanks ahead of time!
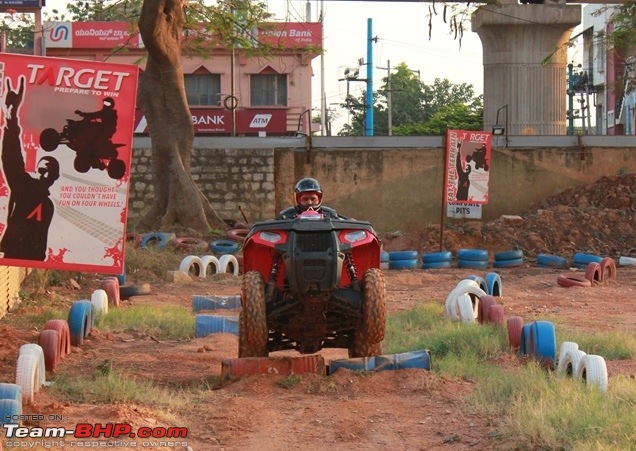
[41,0,584,134]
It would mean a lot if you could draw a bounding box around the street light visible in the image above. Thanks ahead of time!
[493,104,508,146]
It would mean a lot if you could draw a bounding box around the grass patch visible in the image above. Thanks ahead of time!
[276,374,302,389]
[95,304,195,340]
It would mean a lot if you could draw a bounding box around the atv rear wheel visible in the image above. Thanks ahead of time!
[238,271,269,358]
[107,158,126,180]
[349,268,386,358]
[40,128,60,152]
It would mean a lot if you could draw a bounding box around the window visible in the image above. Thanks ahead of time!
[250,74,287,106]
[184,74,221,106]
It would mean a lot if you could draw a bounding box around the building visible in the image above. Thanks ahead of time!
[43,20,322,136]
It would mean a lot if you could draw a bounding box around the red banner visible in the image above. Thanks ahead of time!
[445,130,492,205]
[0,54,138,273]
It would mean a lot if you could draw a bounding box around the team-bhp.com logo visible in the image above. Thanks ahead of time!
[2,422,189,447]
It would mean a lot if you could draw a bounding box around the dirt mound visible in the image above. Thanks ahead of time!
[383,174,636,259]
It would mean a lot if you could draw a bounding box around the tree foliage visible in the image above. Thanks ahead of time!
[338,63,482,136]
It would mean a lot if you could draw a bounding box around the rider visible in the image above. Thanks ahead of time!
[276,177,347,220]
[75,97,118,145]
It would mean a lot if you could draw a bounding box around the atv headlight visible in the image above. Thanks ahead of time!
[343,230,367,243]
[259,231,282,243]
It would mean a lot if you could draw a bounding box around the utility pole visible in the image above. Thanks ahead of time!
[365,18,374,136]
[377,60,392,136]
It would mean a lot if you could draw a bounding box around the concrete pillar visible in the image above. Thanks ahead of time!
[472,2,581,136]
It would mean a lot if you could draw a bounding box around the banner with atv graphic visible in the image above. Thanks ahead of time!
[0,53,138,274]
[445,129,491,205]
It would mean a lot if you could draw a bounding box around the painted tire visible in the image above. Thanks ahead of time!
[467,275,488,292]
[576,354,608,393]
[388,250,419,261]
[90,289,109,316]
[226,228,249,243]
[478,295,496,324]
[139,232,175,249]
[572,252,603,265]
[618,256,636,266]
[380,251,390,263]
[119,283,151,299]
[210,239,240,255]
[389,259,419,270]
[421,251,452,263]
[556,273,592,288]
[584,262,602,285]
[38,330,61,373]
[507,316,524,349]
[456,249,489,262]
[179,255,204,277]
[169,237,209,253]
[192,294,241,311]
[558,348,586,377]
[44,319,71,358]
[557,341,579,374]
[519,323,532,356]
[536,253,568,268]
[487,304,504,325]
[529,321,557,370]
[195,314,239,337]
[485,272,503,297]
[68,300,92,346]
[457,259,489,269]
[493,258,524,268]
[102,278,120,307]
[421,261,452,269]
[457,294,476,324]
[494,249,523,261]
[201,255,221,277]
[0,399,21,425]
[15,353,42,403]
[0,383,22,403]
[599,257,616,281]
[219,254,240,275]
[445,283,486,321]
[17,344,46,387]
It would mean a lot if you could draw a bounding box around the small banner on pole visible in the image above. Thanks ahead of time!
[0,53,138,274]
[445,129,491,205]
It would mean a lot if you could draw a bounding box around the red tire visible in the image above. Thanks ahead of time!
[227,228,249,243]
[507,316,523,350]
[102,278,120,307]
[478,295,496,324]
[599,257,616,282]
[584,262,602,285]
[487,304,504,325]
[38,329,61,373]
[169,237,209,252]
[557,273,592,288]
[44,319,71,358]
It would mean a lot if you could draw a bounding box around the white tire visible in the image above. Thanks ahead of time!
[576,354,608,393]
[16,353,42,403]
[201,255,221,278]
[558,349,586,377]
[179,255,204,277]
[18,344,46,387]
[219,254,240,276]
[91,289,109,315]
[457,294,476,324]
[556,341,579,372]
[445,284,487,320]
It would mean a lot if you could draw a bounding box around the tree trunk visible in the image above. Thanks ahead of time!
[137,0,227,234]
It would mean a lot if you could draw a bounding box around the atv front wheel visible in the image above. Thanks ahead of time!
[40,128,61,152]
[349,268,386,358]
[107,158,126,180]
[238,271,269,358]
[74,156,91,173]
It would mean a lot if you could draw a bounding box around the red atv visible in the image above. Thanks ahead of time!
[240,210,386,358]
[39,117,127,180]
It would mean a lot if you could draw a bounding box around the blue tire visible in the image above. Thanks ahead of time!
[140,232,176,249]
[68,301,92,346]
[192,295,241,311]
[530,321,557,369]
[422,260,452,269]
[380,251,390,262]
[421,251,452,264]
[389,259,419,269]
[493,258,524,268]
[457,259,488,269]
[494,249,523,261]
[572,253,603,265]
[195,315,239,337]
[484,272,502,296]
[536,254,568,268]
[519,323,532,356]
[0,383,21,403]
[389,250,419,261]
[210,239,240,255]
[457,249,489,262]
[466,275,487,292]
[0,399,21,425]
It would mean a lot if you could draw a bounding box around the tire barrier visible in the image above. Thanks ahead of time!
[618,256,636,266]
[520,321,557,370]
[584,262,602,285]
[421,251,452,270]
[201,255,221,277]
[457,248,489,269]
[38,330,61,373]
[119,283,151,300]
[209,239,240,255]
[572,252,603,269]
[477,295,496,324]
[169,237,210,253]
[556,341,583,376]
[599,257,617,282]
[536,253,568,269]
[466,275,488,293]
[68,300,93,347]
[90,289,109,316]
[102,277,120,307]
[493,250,524,268]
[445,280,486,322]
[226,228,249,243]
[0,399,21,425]
[484,272,502,297]
[17,344,46,387]
[195,314,239,337]
[15,353,43,404]
[380,251,390,270]
[179,255,204,277]
[219,254,240,275]
[576,354,608,393]
[507,316,523,350]
[388,250,419,270]
[0,383,22,404]
[486,304,505,325]
[421,260,452,269]
[457,294,476,324]
[192,295,241,311]
[328,350,431,375]
[139,232,176,249]
[44,319,71,358]
[556,273,592,288]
